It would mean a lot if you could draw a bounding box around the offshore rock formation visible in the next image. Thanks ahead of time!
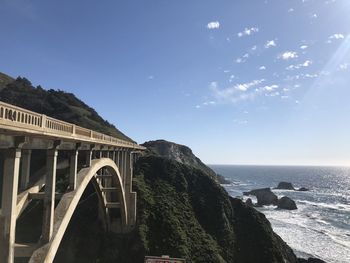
[277,196,298,210]
[275,182,309,192]
[243,188,279,206]
[276,182,295,190]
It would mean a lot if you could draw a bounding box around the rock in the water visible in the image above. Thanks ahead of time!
[298,187,309,191]
[277,196,297,210]
[276,182,295,190]
[245,198,253,207]
[243,188,278,206]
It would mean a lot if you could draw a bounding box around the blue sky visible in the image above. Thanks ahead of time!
[1,0,350,166]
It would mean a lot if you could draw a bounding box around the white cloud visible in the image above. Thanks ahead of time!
[237,27,259,37]
[210,79,265,103]
[265,40,277,48]
[236,53,250,64]
[251,45,257,51]
[262,84,279,91]
[259,66,266,70]
[286,60,313,70]
[329,33,344,40]
[235,79,264,92]
[279,51,298,60]
[195,105,201,109]
[288,8,294,12]
[148,75,154,80]
[207,21,220,29]
[229,75,235,82]
[300,45,308,49]
[339,63,349,70]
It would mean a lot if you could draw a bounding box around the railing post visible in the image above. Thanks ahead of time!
[42,148,58,243]
[41,115,47,129]
[1,148,21,263]
[72,124,76,136]
[20,149,31,191]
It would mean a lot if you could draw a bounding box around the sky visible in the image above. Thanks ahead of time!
[1,0,350,166]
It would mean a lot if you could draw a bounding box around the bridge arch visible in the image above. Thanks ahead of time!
[29,158,128,263]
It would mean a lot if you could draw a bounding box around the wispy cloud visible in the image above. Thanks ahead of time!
[207,21,220,29]
[286,60,312,70]
[259,66,266,70]
[262,84,279,91]
[300,45,308,49]
[210,79,265,103]
[265,40,277,48]
[279,51,298,60]
[237,27,259,37]
[235,53,249,64]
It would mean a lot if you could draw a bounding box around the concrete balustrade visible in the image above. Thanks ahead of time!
[0,101,145,150]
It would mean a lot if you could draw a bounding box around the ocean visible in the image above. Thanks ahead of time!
[210,165,350,263]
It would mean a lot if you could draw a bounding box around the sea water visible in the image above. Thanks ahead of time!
[210,165,350,263]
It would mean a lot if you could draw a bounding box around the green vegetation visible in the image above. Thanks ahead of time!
[0,73,133,142]
[95,155,297,263]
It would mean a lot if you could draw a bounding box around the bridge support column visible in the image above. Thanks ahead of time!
[20,149,31,190]
[86,150,93,167]
[124,151,137,228]
[0,148,21,263]
[69,150,78,190]
[42,149,58,243]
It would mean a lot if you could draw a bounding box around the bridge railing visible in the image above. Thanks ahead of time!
[0,101,144,149]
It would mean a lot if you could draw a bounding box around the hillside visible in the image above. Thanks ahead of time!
[0,72,133,142]
[0,72,14,90]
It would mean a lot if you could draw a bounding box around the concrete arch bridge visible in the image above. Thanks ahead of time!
[0,101,145,263]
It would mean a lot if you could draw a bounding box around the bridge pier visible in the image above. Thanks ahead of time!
[69,150,78,191]
[20,149,31,191]
[0,148,22,263]
[42,149,58,243]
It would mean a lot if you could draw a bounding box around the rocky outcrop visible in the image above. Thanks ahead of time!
[276,182,295,190]
[277,196,298,210]
[275,182,309,192]
[142,140,218,181]
[244,188,278,206]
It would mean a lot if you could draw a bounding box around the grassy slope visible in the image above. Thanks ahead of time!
[0,72,134,142]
